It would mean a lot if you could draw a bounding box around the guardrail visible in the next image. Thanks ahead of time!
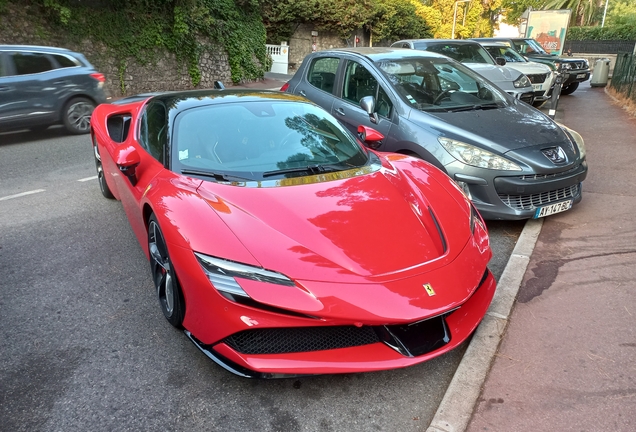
[609,53,636,102]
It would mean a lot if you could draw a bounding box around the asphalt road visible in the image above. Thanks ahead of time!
[0,127,523,432]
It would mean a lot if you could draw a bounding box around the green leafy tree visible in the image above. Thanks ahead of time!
[500,0,546,26]
[542,0,599,26]
[605,0,636,26]
[414,0,499,38]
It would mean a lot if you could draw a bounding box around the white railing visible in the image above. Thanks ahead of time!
[266,44,289,74]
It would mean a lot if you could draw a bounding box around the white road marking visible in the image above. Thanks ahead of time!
[0,189,46,201]
[77,175,98,182]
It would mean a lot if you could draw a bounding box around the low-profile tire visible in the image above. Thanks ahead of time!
[62,97,95,134]
[560,82,579,96]
[92,136,115,199]
[148,214,185,328]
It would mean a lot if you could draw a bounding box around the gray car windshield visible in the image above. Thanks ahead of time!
[377,58,507,112]
[485,46,527,63]
[172,101,369,180]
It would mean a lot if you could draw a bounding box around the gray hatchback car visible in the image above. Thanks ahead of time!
[0,45,107,134]
[282,48,588,220]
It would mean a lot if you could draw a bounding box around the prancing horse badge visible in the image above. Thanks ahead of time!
[423,283,436,296]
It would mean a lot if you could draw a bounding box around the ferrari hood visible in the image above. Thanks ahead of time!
[196,164,468,282]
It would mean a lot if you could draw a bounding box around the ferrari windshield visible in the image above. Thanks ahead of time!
[172,101,369,180]
[377,57,508,112]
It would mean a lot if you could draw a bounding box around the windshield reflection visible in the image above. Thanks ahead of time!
[172,101,368,181]
[376,58,508,112]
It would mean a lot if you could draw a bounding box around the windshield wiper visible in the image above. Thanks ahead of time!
[262,164,345,178]
[181,169,251,182]
[447,103,501,112]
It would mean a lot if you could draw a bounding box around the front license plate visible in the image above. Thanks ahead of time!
[534,200,573,218]
[576,73,586,79]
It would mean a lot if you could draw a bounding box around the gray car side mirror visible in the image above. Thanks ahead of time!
[359,96,379,124]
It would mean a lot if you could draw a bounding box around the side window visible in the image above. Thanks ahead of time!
[139,103,167,164]
[11,52,54,75]
[0,54,5,77]
[307,57,339,94]
[53,54,80,68]
[342,61,392,118]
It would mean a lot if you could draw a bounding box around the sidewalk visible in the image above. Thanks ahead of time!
[461,84,636,430]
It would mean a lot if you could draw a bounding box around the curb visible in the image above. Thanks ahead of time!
[426,218,544,432]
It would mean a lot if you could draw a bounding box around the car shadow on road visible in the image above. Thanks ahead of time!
[0,126,71,146]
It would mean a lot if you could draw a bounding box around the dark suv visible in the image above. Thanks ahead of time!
[0,45,107,134]
[471,38,590,95]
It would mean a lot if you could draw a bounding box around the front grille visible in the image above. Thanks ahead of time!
[570,61,586,70]
[519,165,580,180]
[527,73,548,84]
[499,183,580,210]
[519,93,534,104]
[223,326,380,355]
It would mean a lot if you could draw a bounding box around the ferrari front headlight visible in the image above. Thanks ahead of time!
[195,252,295,299]
[557,123,586,159]
[439,138,522,171]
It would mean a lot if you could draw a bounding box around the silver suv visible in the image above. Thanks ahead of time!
[0,45,107,134]
[391,39,534,104]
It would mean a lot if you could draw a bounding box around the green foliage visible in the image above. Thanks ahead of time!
[566,24,636,40]
[501,0,547,26]
[260,0,430,44]
[414,0,500,39]
[32,0,269,89]
[606,0,636,26]
[369,0,432,41]
[542,0,599,26]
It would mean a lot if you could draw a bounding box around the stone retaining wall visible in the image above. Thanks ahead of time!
[0,3,232,98]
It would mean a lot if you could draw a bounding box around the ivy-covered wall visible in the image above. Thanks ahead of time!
[0,1,269,97]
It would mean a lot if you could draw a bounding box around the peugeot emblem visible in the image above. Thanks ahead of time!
[542,147,566,164]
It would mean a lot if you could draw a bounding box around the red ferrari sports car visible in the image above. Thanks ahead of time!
[90,89,495,378]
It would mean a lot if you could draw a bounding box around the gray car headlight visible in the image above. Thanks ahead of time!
[513,74,531,88]
[439,138,522,171]
[195,252,295,299]
[557,123,586,159]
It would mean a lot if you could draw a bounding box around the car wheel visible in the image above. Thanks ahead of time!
[92,136,115,199]
[63,97,95,134]
[148,214,185,328]
[560,82,579,96]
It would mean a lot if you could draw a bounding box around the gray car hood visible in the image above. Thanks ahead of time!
[410,100,570,153]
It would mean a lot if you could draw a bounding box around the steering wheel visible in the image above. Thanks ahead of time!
[433,89,454,105]
[280,131,297,148]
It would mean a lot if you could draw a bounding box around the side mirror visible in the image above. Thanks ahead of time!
[115,146,141,184]
[495,57,506,66]
[357,125,384,149]
[359,95,379,124]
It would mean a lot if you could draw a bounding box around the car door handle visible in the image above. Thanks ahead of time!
[335,107,346,116]
[299,90,306,97]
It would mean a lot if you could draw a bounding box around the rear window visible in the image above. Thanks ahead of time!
[422,44,494,65]
[53,54,81,68]
[307,57,339,94]
[12,52,55,75]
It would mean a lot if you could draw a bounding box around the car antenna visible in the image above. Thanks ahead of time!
[214,81,225,90]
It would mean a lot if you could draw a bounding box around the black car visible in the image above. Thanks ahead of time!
[471,38,590,95]
[0,45,107,134]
